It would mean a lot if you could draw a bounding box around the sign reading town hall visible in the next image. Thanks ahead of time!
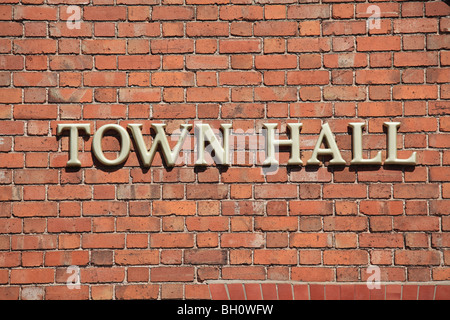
[56,122,417,168]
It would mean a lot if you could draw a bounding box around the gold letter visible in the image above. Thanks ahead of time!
[263,123,302,166]
[349,122,382,165]
[56,123,91,167]
[307,123,346,166]
[128,123,192,167]
[384,122,416,165]
[195,123,231,166]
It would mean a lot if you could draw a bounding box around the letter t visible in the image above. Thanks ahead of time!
[56,123,91,167]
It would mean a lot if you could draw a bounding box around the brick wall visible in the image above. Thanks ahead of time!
[0,0,449,300]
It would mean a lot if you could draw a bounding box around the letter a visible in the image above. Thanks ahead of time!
[307,123,346,166]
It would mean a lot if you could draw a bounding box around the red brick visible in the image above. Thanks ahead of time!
[395,251,440,266]
[255,184,297,199]
[82,40,126,54]
[292,267,334,282]
[14,39,57,54]
[115,250,159,265]
[220,39,261,53]
[255,217,298,232]
[288,4,330,19]
[153,201,196,216]
[45,251,89,267]
[255,55,297,70]
[360,201,403,216]
[430,201,450,216]
[48,218,91,233]
[0,56,24,71]
[115,284,159,300]
[221,233,264,248]
[323,21,366,35]
[116,217,160,232]
[150,233,194,248]
[84,6,126,21]
[324,250,369,265]
[356,70,400,85]
[15,6,57,20]
[222,266,265,280]
[49,55,93,70]
[324,216,368,232]
[184,249,227,265]
[119,88,160,102]
[394,184,439,199]
[118,56,160,70]
[290,201,333,216]
[288,38,331,53]
[48,88,92,103]
[219,71,262,86]
[82,234,125,249]
[359,234,404,248]
[394,18,438,33]
[186,217,229,231]
[426,1,450,16]
[254,21,297,36]
[290,233,332,248]
[0,88,21,103]
[13,202,57,218]
[394,52,438,67]
[220,5,263,20]
[152,6,194,20]
[14,105,58,120]
[48,185,91,200]
[186,55,228,70]
[80,267,125,283]
[324,86,366,101]
[151,267,194,282]
[287,70,329,85]
[356,36,401,51]
[11,269,54,284]
[187,22,228,37]
[186,184,228,199]
[0,252,20,267]
[151,39,194,54]
[323,185,367,199]
[394,217,440,232]
[427,35,450,50]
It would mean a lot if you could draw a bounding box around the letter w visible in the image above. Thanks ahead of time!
[128,123,192,167]
[262,305,273,314]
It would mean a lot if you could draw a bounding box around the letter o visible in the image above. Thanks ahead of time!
[92,124,131,166]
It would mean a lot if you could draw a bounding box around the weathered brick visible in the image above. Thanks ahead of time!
[1,1,449,297]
